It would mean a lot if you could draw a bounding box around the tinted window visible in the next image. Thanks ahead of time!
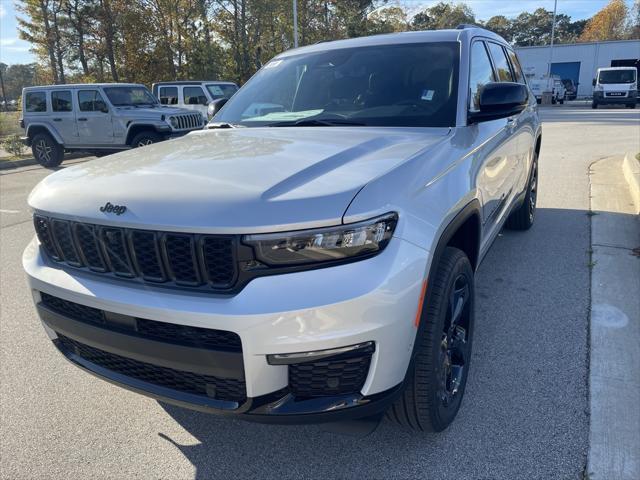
[487,43,514,82]
[469,42,495,111]
[159,86,178,105]
[103,86,157,106]
[52,90,72,112]
[506,49,526,84]
[78,90,108,112]
[598,70,636,84]
[216,42,460,128]
[25,92,47,112]
[205,84,238,100]
[184,86,208,105]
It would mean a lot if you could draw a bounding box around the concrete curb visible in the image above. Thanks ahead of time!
[587,157,640,480]
[622,152,640,214]
[0,158,38,170]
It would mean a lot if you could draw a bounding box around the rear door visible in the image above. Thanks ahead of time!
[158,85,179,106]
[76,89,114,145]
[50,89,78,145]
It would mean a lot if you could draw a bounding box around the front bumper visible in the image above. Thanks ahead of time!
[593,91,637,104]
[24,235,428,423]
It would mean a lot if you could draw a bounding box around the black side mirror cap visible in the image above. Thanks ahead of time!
[208,98,228,118]
[468,82,529,124]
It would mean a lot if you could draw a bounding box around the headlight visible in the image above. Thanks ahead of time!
[594,85,603,92]
[169,116,178,128]
[207,102,215,119]
[243,213,398,267]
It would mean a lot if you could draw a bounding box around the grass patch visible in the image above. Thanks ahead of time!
[0,111,24,138]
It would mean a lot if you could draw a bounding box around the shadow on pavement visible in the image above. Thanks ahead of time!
[153,206,593,480]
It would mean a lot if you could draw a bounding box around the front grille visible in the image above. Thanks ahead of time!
[34,216,237,292]
[40,292,242,352]
[57,335,246,402]
[175,113,202,130]
[289,349,373,398]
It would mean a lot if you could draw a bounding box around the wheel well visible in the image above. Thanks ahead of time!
[27,126,56,144]
[126,125,160,145]
[534,135,542,156]
[446,213,480,270]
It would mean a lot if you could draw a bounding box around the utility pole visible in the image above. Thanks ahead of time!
[547,0,558,78]
[0,65,6,112]
[293,0,299,48]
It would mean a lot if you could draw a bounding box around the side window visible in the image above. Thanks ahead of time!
[159,86,178,105]
[25,92,47,112]
[52,90,72,112]
[183,86,208,106]
[469,42,495,111]
[78,90,108,112]
[506,49,526,84]
[487,43,514,82]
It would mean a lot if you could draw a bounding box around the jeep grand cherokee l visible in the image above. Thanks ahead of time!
[24,26,541,431]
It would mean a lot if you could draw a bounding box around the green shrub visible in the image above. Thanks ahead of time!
[2,134,26,157]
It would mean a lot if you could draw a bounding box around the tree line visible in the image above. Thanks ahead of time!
[1,0,638,101]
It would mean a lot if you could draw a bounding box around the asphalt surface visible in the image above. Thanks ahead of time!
[1,105,639,480]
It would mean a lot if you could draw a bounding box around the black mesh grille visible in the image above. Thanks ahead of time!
[33,216,237,292]
[165,234,199,285]
[202,237,236,287]
[131,231,164,281]
[39,293,242,353]
[75,224,106,272]
[289,352,373,398]
[57,335,246,402]
[34,215,60,260]
[40,292,105,325]
[52,220,81,266]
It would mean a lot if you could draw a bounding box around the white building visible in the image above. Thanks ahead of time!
[515,39,640,97]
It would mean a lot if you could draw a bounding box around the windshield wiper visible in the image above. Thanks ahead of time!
[207,122,243,129]
[269,118,366,127]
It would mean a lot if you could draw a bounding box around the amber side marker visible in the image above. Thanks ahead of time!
[414,280,428,328]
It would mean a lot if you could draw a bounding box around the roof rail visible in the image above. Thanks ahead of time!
[456,23,481,30]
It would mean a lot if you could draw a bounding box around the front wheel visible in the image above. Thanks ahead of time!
[626,103,636,109]
[559,99,564,105]
[387,247,474,432]
[506,151,538,230]
[31,133,64,168]
[592,102,598,109]
[130,131,162,148]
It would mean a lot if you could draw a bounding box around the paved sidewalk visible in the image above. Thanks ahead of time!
[587,157,640,480]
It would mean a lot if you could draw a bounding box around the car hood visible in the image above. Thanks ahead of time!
[29,127,450,233]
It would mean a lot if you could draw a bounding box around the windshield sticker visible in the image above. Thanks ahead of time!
[421,90,435,101]
[209,86,224,95]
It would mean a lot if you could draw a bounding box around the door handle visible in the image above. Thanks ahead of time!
[77,117,88,121]
[52,118,62,122]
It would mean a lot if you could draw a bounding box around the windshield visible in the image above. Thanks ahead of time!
[103,86,158,106]
[215,42,459,127]
[598,70,636,84]
[206,84,239,100]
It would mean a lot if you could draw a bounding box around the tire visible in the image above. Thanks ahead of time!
[130,131,162,148]
[506,151,538,231]
[626,103,636,109]
[31,132,64,168]
[387,247,475,432]
[551,97,556,105]
[559,99,564,105]
[592,102,598,109]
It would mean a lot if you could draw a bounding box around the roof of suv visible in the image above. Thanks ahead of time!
[277,27,506,58]
[23,83,144,91]
[152,81,238,86]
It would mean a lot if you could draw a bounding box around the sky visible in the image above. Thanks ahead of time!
[0,0,636,65]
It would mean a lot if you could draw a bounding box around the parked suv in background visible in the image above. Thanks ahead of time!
[152,81,239,120]
[24,27,541,432]
[21,83,205,167]
[592,67,637,109]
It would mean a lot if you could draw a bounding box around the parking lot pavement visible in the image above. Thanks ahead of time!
[1,106,639,480]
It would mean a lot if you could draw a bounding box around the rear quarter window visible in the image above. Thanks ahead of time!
[25,92,47,112]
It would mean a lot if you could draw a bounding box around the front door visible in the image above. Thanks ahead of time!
[76,89,114,145]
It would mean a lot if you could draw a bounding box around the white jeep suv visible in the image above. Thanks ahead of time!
[24,27,541,431]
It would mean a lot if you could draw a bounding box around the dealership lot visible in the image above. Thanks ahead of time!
[1,105,639,480]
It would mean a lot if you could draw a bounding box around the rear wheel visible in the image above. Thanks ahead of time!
[506,151,538,230]
[31,132,64,168]
[387,247,474,432]
[592,102,598,109]
[130,131,162,148]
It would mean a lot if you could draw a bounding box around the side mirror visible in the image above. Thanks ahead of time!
[592,78,596,86]
[468,82,528,124]
[207,98,228,119]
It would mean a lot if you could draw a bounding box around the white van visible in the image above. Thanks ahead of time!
[592,67,637,109]
[528,75,565,104]
[152,81,239,118]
